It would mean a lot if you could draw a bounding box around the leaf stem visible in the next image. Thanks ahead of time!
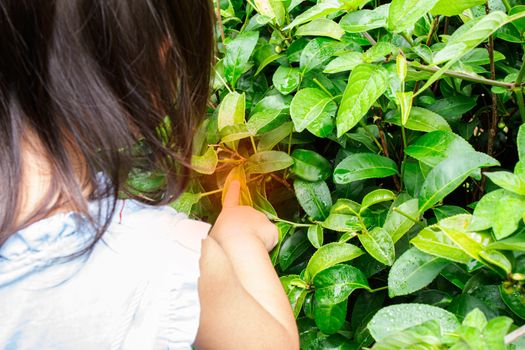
[401,32,414,46]
[250,135,258,154]
[200,188,224,197]
[501,0,512,13]
[358,119,384,153]
[370,286,388,293]
[313,78,334,98]
[393,207,421,226]
[215,69,234,93]
[273,217,311,227]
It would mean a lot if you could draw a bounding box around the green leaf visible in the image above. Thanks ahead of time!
[359,227,395,266]
[314,298,348,334]
[300,38,341,73]
[279,229,310,270]
[487,230,525,251]
[387,0,440,33]
[371,320,443,350]
[307,224,324,249]
[253,0,286,26]
[469,189,525,240]
[402,160,425,197]
[518,123,525,162]
[324,52,365,74]
[336,64,389,137]
[321,212,361,232]
[418,152,499,213]
[386,107,451,133]
[479,250,512,275]
[500,284,525,320]
[224,31,260,87]
[430,0,486,16]
[218,92,246,132]
[388,247,449,297]
[486,171,525,195]
[462,308,487,330]
[270,222,293,266]
[252,184,278,220]
[339,4,389,33]
[383,198,419,243]
[368,304,459,341]
[296,19,345,40]
[127,169,165,194]
[272,66,302,95]
[439,214,492,261]
[305,242,364,282]
[360,189,396,213]
[411,225,472,264]
[257,122,294,152]
[405,130,475,168]
[191,146,218,175]
[284,0,346,30]
[290,88,337,133]
[433,12,509,65]
[220,124,253,143]
[364,42,397,63]
[427,96,477,120]
[170,192,202,215]
[280,275,308,318]
[334,153,399,184]
[291,149,332,182]
[396,91,414,126]
[246,109,283,136]
[433,205,470,221]
[308,334,360,350]
[483,316,513,350]
[245,151,294,174]
[293,179,332,220]
[314,264,370,304]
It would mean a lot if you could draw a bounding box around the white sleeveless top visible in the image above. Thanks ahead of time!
[0,199,211,349]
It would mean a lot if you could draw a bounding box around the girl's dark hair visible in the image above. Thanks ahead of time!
[0,0,214,250]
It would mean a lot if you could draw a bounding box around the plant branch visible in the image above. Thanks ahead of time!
[363,32,377,46]
[410,62,519,89]
[486,2,498,159]
[426,16,440,47]
[505,325,525,344]
[375,116,401,192]
[215,0,226,45]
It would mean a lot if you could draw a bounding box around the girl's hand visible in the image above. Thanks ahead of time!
[209,181,279,252]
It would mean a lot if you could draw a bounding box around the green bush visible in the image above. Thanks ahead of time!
[176,0,525,348]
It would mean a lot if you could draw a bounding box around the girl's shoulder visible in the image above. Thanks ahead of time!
[0,200,211,349]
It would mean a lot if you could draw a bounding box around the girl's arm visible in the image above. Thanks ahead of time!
[194,182,299,350]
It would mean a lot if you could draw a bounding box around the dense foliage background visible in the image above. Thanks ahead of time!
[172,0,525,348]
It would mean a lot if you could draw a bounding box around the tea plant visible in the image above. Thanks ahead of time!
[173,0,525,348]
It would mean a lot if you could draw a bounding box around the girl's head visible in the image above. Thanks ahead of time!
[0,1,214,247]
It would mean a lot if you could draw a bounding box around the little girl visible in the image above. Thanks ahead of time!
[0,1,298,349]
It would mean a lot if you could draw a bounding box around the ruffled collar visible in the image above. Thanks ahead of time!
[0,198,114,286]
